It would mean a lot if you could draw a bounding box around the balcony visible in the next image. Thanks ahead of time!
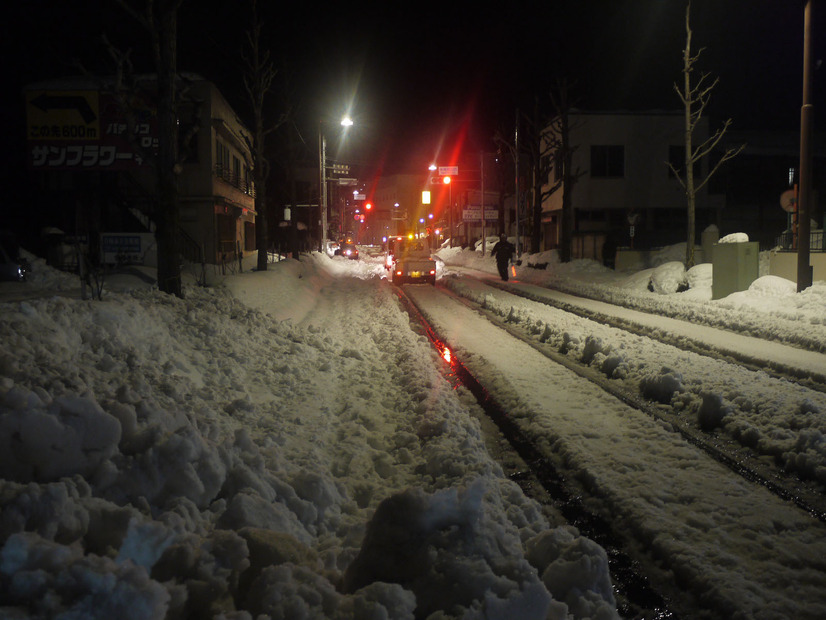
[214,164,255,199]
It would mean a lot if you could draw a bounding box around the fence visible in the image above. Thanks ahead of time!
[774,230,824,252]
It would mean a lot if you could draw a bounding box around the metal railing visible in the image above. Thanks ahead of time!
[214,164,255,198]
[774,230,825,252]
[117,172,204,267]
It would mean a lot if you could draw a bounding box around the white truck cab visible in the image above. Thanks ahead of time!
[384,236,436,285]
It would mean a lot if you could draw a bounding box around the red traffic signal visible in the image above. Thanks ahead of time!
[365,202,372,210]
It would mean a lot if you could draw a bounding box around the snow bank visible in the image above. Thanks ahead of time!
[0,256,618,619]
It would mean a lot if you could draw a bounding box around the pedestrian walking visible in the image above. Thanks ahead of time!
[490,233,515,281]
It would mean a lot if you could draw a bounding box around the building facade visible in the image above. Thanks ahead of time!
[543,111,721,261]
[24,74,256,273]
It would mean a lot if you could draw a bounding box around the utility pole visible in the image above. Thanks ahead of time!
[514,109,520,257]
[797,0,814,291]
[479,151,488,256]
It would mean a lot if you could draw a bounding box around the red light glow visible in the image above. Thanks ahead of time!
[441,347,452,363]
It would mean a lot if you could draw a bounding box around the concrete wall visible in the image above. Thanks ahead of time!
[616,247,826,285]
[767,251,826,283]
[615,248,707,272]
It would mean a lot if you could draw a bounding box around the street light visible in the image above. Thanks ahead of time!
[319,116,353,252]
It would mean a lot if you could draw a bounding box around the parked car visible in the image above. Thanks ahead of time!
[325,240,340,257]
[0,231,29,282]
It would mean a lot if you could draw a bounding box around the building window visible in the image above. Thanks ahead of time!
[668,145,700,180]
[590,145,624,178]
[177,102,199,163]
[244,165,253,195]
[215,139,230,174]
[232,155,241,184]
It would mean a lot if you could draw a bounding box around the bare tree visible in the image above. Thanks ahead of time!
[670,1,744,267]
[547,82,583,263]
[242,0,286,272]
[493,124,521,242]
[496,102,556,254]
[495,81,580,257]
[528,97,557,254]
[115,0,185,297]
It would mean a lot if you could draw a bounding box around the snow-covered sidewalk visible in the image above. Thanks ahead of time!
[0,253,619,619]
[485,273,826,382]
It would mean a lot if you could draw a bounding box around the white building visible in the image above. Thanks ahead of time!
[543,110,722,261]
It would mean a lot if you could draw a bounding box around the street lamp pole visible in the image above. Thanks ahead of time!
[318,126,328,253]
[318,116,354,253]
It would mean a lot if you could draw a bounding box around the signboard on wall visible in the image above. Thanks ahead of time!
[101,232,156,265]
[26,89,158,170]
[462,208,498,222]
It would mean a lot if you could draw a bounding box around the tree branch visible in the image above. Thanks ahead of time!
[694,143,745,192]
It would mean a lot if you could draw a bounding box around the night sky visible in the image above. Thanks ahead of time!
[4,1,824,183]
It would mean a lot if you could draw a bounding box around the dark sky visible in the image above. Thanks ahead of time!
[185,0,825,175]
[4,1,824,179]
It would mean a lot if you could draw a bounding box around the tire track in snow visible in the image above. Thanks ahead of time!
[403,283,826,620]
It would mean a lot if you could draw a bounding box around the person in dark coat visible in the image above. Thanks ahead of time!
[490,233,515,281]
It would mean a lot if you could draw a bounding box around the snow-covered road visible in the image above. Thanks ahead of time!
[3,245,826,619]
[405,280,826,618]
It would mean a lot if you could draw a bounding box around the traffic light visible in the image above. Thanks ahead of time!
[365,202,372,211]
[430,176,451,185]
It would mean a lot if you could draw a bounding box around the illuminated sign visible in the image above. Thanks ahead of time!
[26,89,158,170]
